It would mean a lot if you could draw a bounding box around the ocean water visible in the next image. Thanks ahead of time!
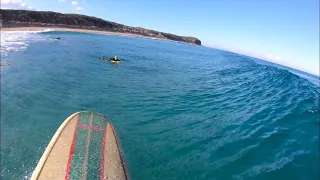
[1,31,319,180]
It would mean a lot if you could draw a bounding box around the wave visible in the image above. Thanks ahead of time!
[42,29,53,32]
[1,32,318,179]
[0,30,49,58]
[152,57,320,178]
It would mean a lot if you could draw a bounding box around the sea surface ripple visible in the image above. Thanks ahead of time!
[1,31,319,180]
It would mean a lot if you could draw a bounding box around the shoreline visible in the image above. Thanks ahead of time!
[0,27,181,43]
[0,9,201,45]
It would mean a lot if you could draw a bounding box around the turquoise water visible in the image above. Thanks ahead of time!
[1,31,319,180]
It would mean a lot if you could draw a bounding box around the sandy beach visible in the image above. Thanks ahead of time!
[1,27,164,41]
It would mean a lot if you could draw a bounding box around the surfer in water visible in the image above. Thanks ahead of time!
[99,56,120,62]
[110,56,120,61]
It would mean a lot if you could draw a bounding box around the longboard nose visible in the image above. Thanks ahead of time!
[31,111,129,180]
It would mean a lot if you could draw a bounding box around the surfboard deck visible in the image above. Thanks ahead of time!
[31,111,129,180]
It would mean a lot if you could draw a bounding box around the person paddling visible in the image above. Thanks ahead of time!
[110,56,120,61]
[99,55,120,62]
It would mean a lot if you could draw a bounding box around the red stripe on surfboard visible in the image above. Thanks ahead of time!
[65,116,79,180]
[100,122,108,180]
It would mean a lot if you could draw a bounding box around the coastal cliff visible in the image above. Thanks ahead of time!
[0,9,202,45]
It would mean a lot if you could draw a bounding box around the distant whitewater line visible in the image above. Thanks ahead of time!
[0,30,47,57]
[1,27,170,39]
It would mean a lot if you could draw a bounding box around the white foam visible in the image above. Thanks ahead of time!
[23,170,33,180]
[1,30,47,57]
[43,29,53,32]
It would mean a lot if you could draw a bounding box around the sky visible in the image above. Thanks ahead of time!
[1,0,319,76]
